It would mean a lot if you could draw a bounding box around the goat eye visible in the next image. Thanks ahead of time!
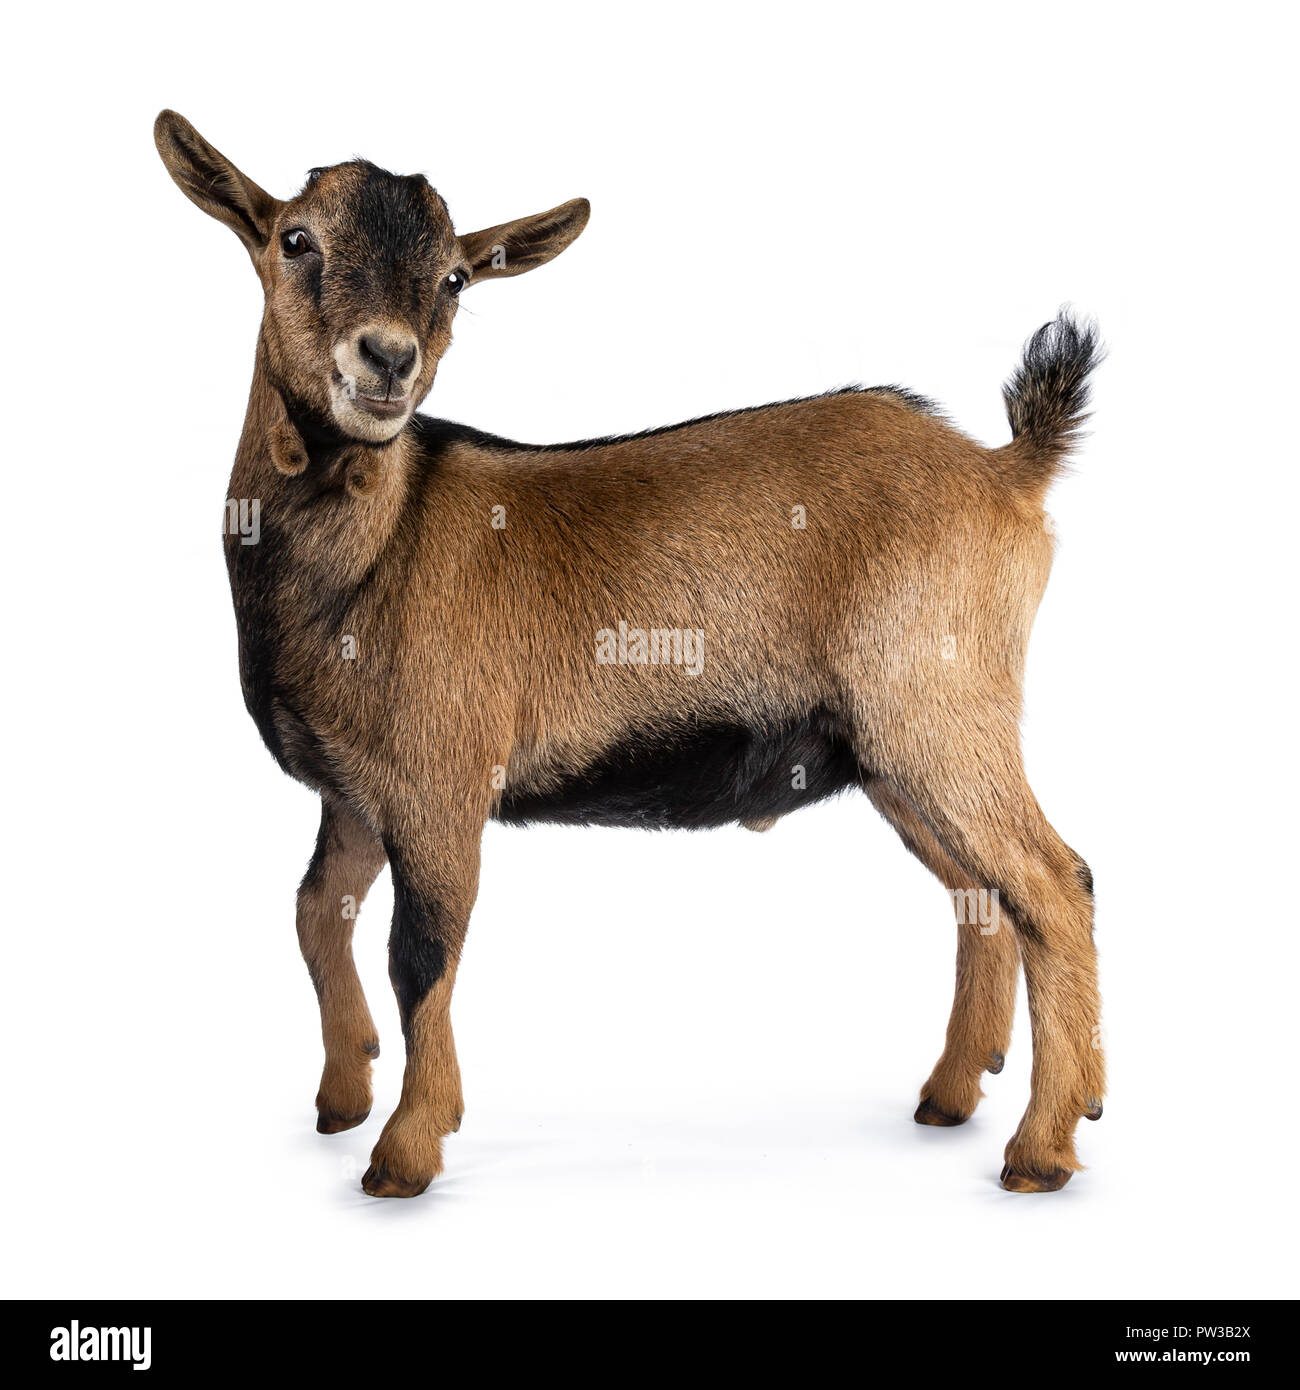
[281,229,313,258]
[445,270,465,295]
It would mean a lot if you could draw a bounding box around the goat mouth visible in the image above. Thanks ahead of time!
[353,395,409,420]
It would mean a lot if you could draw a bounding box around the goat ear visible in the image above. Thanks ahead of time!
[154,111,281,258]
[459,198,590,283]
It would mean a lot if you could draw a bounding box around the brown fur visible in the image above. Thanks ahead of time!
[156,111,1104,1197]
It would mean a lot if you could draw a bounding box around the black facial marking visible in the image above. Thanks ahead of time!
[301,253,323,311]
[287,161,455,331]
[349,164,448,312]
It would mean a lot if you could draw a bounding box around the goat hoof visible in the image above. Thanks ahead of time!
[1000,1163,1072,1193]
[1084,1098,1103,1121]
[317,1108,370,1134]
[914,1098,967,1127]
[362,1163,431,1198]
[987,1051,1005,1074]
[361,1039,380,1058]
[451,1112,463,1133]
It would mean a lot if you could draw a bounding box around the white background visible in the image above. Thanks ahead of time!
[3,1,1296,1300]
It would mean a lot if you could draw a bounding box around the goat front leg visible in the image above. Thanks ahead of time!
[297,799,388,1132]
[363,813,482,1198]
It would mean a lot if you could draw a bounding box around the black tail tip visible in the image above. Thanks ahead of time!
[1003,309,1104,458]
[1021,308,1102,374]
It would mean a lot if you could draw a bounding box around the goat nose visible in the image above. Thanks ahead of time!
[358,333,417,380]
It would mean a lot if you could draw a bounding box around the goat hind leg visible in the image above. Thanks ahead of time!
[875,719,1103,1191]
[868,781,1019,1126]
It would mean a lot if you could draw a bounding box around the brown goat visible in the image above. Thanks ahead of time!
[155,110,1105,1198]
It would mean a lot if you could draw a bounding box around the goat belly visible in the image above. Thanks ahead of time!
[495,710,862,830]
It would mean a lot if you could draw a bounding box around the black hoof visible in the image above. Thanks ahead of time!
[317,1108,370,1134]
[1000,1163,1072,1193]
[914,1097,967,1127]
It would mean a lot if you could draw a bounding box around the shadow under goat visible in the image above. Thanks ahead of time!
[155,109,1105,1198]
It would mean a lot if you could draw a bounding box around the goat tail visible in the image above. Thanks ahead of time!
[996,309,1103,490]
